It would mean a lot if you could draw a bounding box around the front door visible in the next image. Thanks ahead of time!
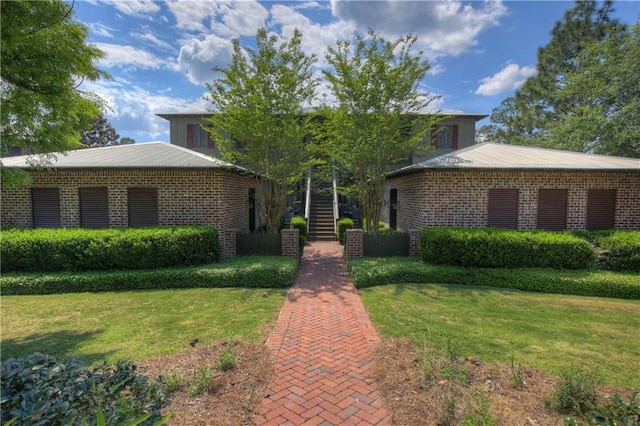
[248,188,256,232]
[390,188,398,230]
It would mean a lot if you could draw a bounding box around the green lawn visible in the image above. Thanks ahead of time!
[360,283,640,388]
[1,288,286,364]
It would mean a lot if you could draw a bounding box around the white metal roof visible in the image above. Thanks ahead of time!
[390,143,640,175]
[1,142,246,171]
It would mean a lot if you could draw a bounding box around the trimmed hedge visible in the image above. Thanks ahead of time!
[337,217,353,244]
[290,216,308,256]
[0,257,298,295]
[573,231,640,272]
[1,226,220,273]
[420,227,596,270]
[348,257,640,299]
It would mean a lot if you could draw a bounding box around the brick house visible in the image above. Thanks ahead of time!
[1,143,261,233]
[381,143,640,231]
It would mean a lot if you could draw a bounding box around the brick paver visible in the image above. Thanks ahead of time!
[256,241,391,425]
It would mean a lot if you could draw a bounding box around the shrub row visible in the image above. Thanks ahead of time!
[0,257,298,295]
[336,217,354,244]
[420,227,596,270]
[1,226,220,273]
[348,257,640,299]
[573,230,640,272]
[1,353,168,426]
[290,216,307,238]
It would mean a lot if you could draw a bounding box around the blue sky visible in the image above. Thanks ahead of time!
[74,0,640,143]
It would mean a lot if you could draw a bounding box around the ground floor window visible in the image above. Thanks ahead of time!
[537,189,567,231]
[487,188,518,228]
[586,189,616,230]
[80,187,109,228]
[31,188,61,228]
[128,187,158,227]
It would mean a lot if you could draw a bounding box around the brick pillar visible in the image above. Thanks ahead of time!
[281,228,299,259]
[221,229,238,260]
[409,229,420,258]
[345,228,364,261]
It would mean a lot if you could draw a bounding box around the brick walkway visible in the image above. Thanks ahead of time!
[256,241,391,426]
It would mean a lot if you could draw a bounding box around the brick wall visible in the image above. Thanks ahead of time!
[1,169,254,232]
[384,170,640,230]
[281,228,299,259]
[345,228,364,260]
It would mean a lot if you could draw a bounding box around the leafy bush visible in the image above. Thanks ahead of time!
[419,227,596,270]
[1,226,220,273]
[347,257,640,299]
[0,256,298,295]
[215,345,238,372]
[555,367,600,414]
[1,352,168,426]
[337,217,353,244]
[597,231,640,272]
[290,216,307,238]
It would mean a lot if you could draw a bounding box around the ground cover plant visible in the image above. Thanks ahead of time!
[1,287,286,364]
[0,256,298,295]
[359,283,640,388]
[348,257,640,299]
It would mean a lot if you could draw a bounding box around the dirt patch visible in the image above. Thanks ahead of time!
[139,340,272,426]
[373,338,634,426]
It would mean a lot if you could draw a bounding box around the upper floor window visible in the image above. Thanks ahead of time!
[186,124,214,149]
[432,125,459,149]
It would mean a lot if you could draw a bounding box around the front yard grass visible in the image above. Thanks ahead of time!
[1,287,286,364]
[359,283,640,388]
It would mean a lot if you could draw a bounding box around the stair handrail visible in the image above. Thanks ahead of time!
[304,167,312,236]
[332,168,339,235]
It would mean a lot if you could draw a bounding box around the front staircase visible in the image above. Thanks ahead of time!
[308,193,335,241]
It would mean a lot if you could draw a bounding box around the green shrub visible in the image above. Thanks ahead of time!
[419,227,596,270]
[1,226,220,273]
[289,216,307,238]
[337,217,354,244]
[215,345,238,372]
[597,231,640,272]
[0,256,298,295]
[347,257,640,299]
[555,367,600,415]
[1,352,168,426]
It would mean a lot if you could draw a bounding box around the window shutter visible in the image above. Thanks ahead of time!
[80,187,109,228]
[487,189,518,228]
[451,125,459,149]
[128,188,158,227]
[586,189,616,230]
[537,189,567,231]
[32,188,61,228]
[186,124,194,148]
[206,126,214,149]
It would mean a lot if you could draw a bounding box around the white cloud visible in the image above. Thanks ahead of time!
[166,0,266,36]
[475,63,537,96]
[176,35,234,85]
[87,22,115,39]
[101,0,160,17]
[94,43,167,69]
[216,1,268,36]
[132,30,176,52]
[329,0,507,56]
[81,78,209,139]
[166,0,219,32]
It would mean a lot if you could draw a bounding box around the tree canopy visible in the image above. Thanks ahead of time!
[319,30,439,232]
[80,116,120,148]
[205,28,318,233]
[480,1,638,158]
[1,0,107,185]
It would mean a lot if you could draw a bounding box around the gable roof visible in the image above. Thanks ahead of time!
[157,111,489,121]
[1,142,246,171]
[390,143,640,176]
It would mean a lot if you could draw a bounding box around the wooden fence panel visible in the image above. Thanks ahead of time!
[363,233,410,257]
[236,233,281,256]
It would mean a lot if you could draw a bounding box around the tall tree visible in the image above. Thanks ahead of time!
[320,30,438,232]
[206,28,318,233]
[80,116,120,148]
[481,1,629,154]
[119,137,136,145]
[1,0,107,185]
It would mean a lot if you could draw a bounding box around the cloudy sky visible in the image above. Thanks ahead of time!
[75,0,639,143]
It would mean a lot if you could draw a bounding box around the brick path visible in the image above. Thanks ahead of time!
[256,241,391,426]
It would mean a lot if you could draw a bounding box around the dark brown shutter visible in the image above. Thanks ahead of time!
[31,188,61,228]
[128,188,158,227]
[186,124,194,148]
[80,187,109,228]
[586,189,616,230]
[537,189,567,231]
[488,189,518,228]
